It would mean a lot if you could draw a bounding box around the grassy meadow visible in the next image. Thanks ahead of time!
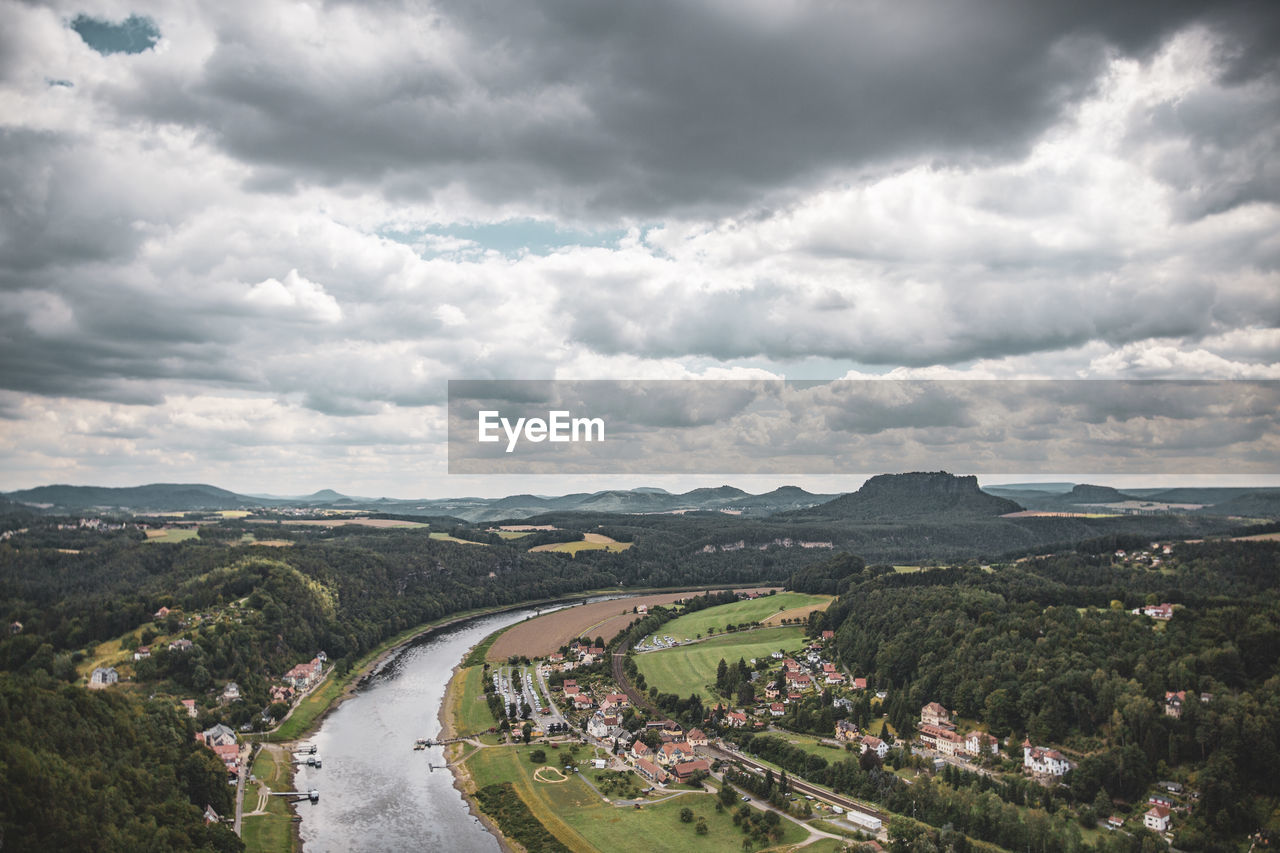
[635,626,805,698]
[658,593,831,641]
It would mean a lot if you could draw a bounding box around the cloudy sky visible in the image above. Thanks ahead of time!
[1,0,1278,497]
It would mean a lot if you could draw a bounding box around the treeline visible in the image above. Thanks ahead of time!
[471,783,569,853]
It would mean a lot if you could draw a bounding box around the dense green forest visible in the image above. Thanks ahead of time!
[0,672,242,852]
[796,542,1280,851]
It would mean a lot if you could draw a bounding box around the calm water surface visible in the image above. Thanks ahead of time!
[294,598,622,851]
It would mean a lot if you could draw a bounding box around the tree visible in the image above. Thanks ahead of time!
[521,722,533,744]
[680,806,694,823]
[696,817,709,835]
[529,749,546,763]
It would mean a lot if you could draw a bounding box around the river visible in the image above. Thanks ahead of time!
[292,600,603,851]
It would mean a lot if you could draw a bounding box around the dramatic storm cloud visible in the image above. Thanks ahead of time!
[0,0,1277,494]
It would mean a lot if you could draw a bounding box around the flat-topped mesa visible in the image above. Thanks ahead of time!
[789,471,1023,522]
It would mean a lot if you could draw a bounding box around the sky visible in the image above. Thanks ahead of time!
[1,0,1278,498]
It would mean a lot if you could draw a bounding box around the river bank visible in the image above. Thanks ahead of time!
[439,649,520,853]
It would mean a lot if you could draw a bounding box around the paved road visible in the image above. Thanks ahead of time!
[233,744,249,834]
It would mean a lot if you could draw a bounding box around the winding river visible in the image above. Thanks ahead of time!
[291,599,607,851]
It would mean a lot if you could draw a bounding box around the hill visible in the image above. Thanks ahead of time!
[784,472,1022,522]
[3,483,257,512]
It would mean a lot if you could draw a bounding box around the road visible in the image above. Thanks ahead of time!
[233,743,249,834]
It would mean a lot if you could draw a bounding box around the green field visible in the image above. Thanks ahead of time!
[657,593,832,640]
[242,747,294,853]
[145,528,200,543]
[635,626,805,698]
[451,665,500,735]
[464,744,808,852]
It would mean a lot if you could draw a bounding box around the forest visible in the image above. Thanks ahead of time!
[800,542,1280,851]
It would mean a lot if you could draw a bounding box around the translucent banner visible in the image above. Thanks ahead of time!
[447,379,1280,474]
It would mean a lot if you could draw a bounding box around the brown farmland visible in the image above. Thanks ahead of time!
[486,588,780,661]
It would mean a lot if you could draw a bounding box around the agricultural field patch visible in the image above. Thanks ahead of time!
[529,533,632,555]
[658,592,828,640]
[634,626,805,699]
[486,593,692,661]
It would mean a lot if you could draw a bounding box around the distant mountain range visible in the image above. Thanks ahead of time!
[0,481,840,522]
[6,475,1279,522]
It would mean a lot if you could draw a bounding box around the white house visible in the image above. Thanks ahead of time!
[860,735,889,759]
[88,666,118,689]
[1023,739,1073,776]
[1144,805,1172,832]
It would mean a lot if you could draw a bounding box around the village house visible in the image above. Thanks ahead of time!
[1107,816,1125,830]
[851,677,868,690]
[825,672,846,685]
[133,645,151,661]
[637,604,648,615]
[658,742,696,766]
[860,735,889,759]
[1164,691,1186,719]
[88,666,118,689]
[154,606,171,620]
[9,621,21,635]
[1144,804,1172,833]
[835,720,860,741]
[548,653,564,663]
[686,728,708,747]
[220,682,241,704]
[787,691,803,703]
[201,723,238,747]
[210,742,240,775]
[601,693,629,710]
[965,731,999,756]
[782,658,801,672]
[1023,740,1073,777]
[821,630,835,640]
[764,682,780,700]
[918,724,953,749]
[933,728,964,757]
[181,699,198,718]
[631,740,652,761]
[1143,603,1175,620]
[785,672,814,691]
[672,758,710,782]
[284,656,325,690]
[573,693,595,710]
[635,757,670,785]
[920,702,952,728]
[169,638,193,652]
[725,710,748,728]
[770,702,785,717]
[562,680,579,696]
[269,685,296,705]
[587,712,612,739]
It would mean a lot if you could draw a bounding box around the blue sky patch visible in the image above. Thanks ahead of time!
[382,219,631,258]
[71,14,160,56]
